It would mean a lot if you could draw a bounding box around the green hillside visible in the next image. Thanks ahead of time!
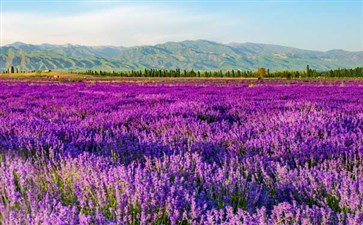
[1,40,362,71]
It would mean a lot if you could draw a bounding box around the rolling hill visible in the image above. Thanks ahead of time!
[1,40,362,71]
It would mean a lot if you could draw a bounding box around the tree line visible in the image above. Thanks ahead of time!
[3,66,362,78]
[75,66,363,79]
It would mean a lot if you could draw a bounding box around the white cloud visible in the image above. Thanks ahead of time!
[1,5,238,46]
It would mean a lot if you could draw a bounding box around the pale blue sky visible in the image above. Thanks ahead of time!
[1,0,362,51]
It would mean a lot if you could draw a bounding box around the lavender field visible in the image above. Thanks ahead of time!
[0,80,362,225]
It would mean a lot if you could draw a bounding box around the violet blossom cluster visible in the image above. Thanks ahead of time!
[0,81,362,224]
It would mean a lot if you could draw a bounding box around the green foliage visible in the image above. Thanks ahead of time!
[257,68,267,79]
[76,67,363,78]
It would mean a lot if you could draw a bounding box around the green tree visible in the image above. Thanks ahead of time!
[257,68,267,79]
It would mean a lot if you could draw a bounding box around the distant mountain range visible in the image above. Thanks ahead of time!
[1,40,362,71]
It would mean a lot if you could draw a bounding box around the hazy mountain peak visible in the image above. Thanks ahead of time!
[1,40,362,72]
[7,42,28,47]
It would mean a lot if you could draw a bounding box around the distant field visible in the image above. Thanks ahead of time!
[0,71,258,83]
[1,71,363,83]
[0,80,362,224]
